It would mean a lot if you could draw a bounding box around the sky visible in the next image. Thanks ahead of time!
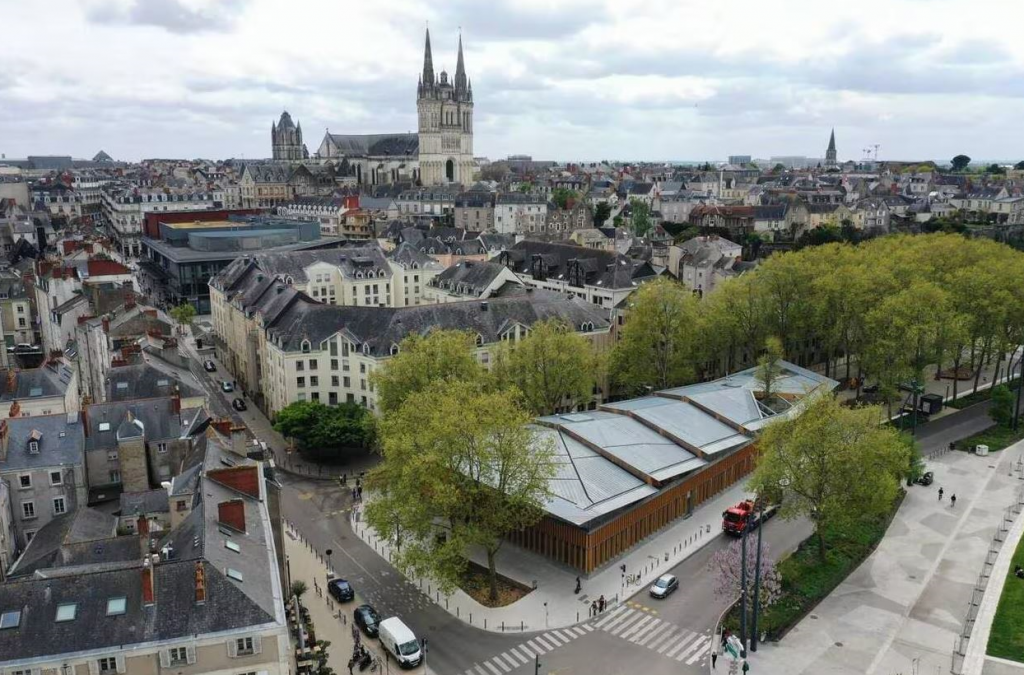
[2,0,1024,163]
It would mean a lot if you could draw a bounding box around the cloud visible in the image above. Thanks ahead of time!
[85,0,249,34]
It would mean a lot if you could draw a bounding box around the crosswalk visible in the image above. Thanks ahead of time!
[593,604,713,665]
[460,604,712,675]
[461,625,595,675]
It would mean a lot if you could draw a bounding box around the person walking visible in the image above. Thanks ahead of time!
[938,487,944,500]
[951,493,957,508]
[598,595,606,613]
[711,651,718,669]
[574,576,581,594]
[590,601,597,617]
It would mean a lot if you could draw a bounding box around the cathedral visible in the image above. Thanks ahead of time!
[271,111,309,161]
[273,29,475,187]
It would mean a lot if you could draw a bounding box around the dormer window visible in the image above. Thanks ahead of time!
[475,334,484,347]
[301,340,311,353]
[355,271,363,279]
[389,344,400,356]
[362,343,370,356]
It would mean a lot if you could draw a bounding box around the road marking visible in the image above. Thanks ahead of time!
[473,666,488,675]
[526,638,547,654]
[601,608,635,632]
[499,653,520,669]
[532,636,555,651]
[618,614,653,639]
[655,630,684,653]
[632,618,664,644]
[665,632,699,658]
[489,656,511,673]
[569,626,586,637]
[518,644,536,659]
[593,606,626,629]
[686,641,711,665]
[609,613,644,636]
[555,629,576,642]
[331,539,381,585]
[638,621,673,647]
[508,647,529,664]
[677,636,708,662]
[544,631,567,645]
[483,660,503,675]
[582,623,595,632]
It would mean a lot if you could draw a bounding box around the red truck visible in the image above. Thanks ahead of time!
[722,499,779,536]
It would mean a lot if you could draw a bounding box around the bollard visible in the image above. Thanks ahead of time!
[470,612,473,624]
[446,599,449,609]
[521,621,524,631]
[484,618,487,629]
[502,622,505,632]
[436,592,439,602]
[576,612,579,622]
[428,584,431,596]
[457,607,460,618]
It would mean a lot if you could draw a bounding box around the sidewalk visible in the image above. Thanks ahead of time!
[350,480,752,633]
[744,439,1024,675]
[284,522,433,674]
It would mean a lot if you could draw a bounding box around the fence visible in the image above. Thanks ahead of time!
[951,483,1024,674]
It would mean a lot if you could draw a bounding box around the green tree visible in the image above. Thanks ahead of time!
[551,188,579,209]
[772,163,787,173]
[990,385,1015,428]
[951,154,971,172]
[610,279,700,394]
[272,401,374,462]
[290,580,308,599]
[749,395,910,562]
[370,330,485,415]
[1014,161,1024,171]
[593,202,612,227]
[612,215,624,228]
[169,303,196,333]
[987,163,1007,175]
[629,198,652,237]
[754,336,785,406]
[492,318,599,415]
[366,381,555,603]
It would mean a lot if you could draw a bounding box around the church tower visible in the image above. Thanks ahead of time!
[417,29,474,186]
[272,111,308,161]
[824,128,837,169]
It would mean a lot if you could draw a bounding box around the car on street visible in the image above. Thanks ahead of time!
[327,578,355,603]
[232,398,247,412]
[221,381,234,393]
[353,604,381,636]
[915,471,934,486]
[204,360,217,372]
[649,574,678,599]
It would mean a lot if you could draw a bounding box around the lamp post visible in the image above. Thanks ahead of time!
[751,477,789,653]
[739,520,748,656]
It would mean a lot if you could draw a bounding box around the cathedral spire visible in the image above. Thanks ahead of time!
[422,27,435,87]
[827,128,836,153]
[454,32,467,97]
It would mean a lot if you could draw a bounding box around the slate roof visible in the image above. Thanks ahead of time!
[417,237,485,256]
[326,133,419,157]
[5,508,128,578]
[0,413,85,473]
[495,240,659,290]
[120,489,171,516]
[264,291,610,356]
[213,245,391,292]
[85,399,186,452]
[430,260,509,296]
[105,363,203,402]
[243,163,292,183]
[0,364,75,402]
[387,242,443,270]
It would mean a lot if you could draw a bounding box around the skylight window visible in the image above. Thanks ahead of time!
[55,603,77,622]
[225,540,241,553]
[106,597,126,616]
[157,379,169,386]
[0,610,20,629]
[98,422,111,432]
[116,382,128,390]
[226,568,244,582]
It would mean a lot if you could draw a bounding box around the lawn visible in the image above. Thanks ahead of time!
[957,425,1024,453]
[723,495,902,640]
[987,532,1024,662]
[947,378,1020,410]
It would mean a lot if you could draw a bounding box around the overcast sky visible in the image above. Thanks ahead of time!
[2,0,1023,163]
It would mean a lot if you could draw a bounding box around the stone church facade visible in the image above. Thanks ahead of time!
[271,111,309,161]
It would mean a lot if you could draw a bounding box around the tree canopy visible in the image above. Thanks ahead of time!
[629,198,653,237]
[593,201,612,227]
[951,154,971,171]
[365,380,554,603]
[273,400,375,462]
[551,188,579,209]
[169,303,196,331]
[748,395,910,561]
[1015,161,1024,171]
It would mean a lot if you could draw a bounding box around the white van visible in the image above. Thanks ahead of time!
[378,617,422,668]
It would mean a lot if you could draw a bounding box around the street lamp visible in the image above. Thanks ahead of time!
[325,548,333,579]
[751,477,789,653]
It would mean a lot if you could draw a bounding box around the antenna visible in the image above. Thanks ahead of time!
[862,144,880,162]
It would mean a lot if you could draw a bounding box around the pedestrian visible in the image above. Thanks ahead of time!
[721,630,729,648]
[951,493,957,508]
[938,487,944,500]
[598,595,605,613]
[574,576,581,594]
[342,473,347,486]
[357,485,363,499]
[590,601,597,617]
[348,660,354,675]
[711,651,718,669]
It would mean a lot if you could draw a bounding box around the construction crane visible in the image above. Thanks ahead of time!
[862,144,880,162]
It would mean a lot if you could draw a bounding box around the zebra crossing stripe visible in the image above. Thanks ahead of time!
[656,630,686,653]
[569,626,587,637]
[686,641,712,665]
[508,647,529,665]
[526,638,546,654]
[484,658,506,674]
[593,606,627,629]
[632,618,663,643]
[543,632,566,646]
[619,614,654,639]
[498,653,520,670]
[602,609,636,632]
[518,644,536,659]
[555,629,576,642]
[473,665,488,675]
[676,636,708,662]
[534,635,557,651]
[582,623,595,632]
[609,613,644,636]
[665,632,699,658]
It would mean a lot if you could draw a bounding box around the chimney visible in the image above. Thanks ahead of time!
[194,561,207,604]
[101,316,110,333]
[217,499,246,533]
[8,401,20,419]
[211,418,232,436]
[171,390,181,415]
[141,558,155,605]
[137,515,149,536]
[0,420,8,462]
[480,301,488,312]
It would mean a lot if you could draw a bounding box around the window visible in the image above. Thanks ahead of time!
[168,647,189,666]
[343,376,350,388]
[0,610,21,629]
[225,540,241,553]
[28,441,39,454]
[310,376,319,387]
[106,596,126,616]
[109,470,121,484]
[296,377,305,388]
[236,637,255,656]
[176,499,188,512]
[296,361,304,371]
[331,359,339,371]
[226,568,244,582]
[309,359,317,369]
[18,474,30,489]
[99,422,111,432]
[21,501,35,519]
[53,497,66,515]
[55,603,77,622]
[331,376,339,387]
[301,340,311,353]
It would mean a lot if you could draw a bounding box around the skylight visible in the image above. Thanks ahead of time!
[0,610,20,629]
[226,568,244,582]
[98,422,111,432]
[225,541,241,553]
[116,382,128,390]
[157,379,169,386]
[106,597,126,616]
[55,603,77,622]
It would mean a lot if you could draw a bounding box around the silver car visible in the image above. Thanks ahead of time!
[649,574,678,599]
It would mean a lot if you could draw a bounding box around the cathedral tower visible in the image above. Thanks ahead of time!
[272,111,308,161]
[824,128,837,169]
[417,29,474,186]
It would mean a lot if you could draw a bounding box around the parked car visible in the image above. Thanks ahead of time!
[915,471,934,486]
[232,398,247,412]
[353,604,381,637]
[204,360,217,372]
[327,578,355,603]
[221,381,234,393]
[649,574,678,599]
